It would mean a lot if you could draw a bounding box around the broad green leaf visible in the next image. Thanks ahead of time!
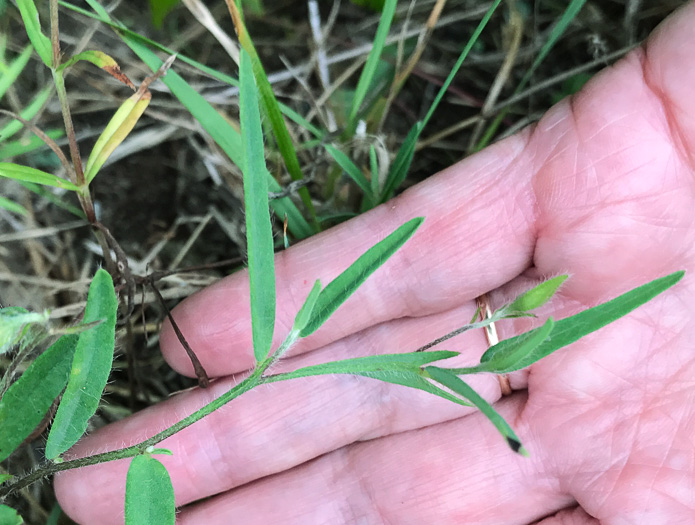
[348,0,397,126]
[0,307,48,355]
[0,46,32,102]
[476,271,685,372]
[84,88,151,183]
[292,279,322,333]
[125,454,175,525]
[0,162,79,191]
[227,1,318,225]
[300,217,424,337]
[46,269,118,458]
[0,196,26,216]
[324,144,372,197]
[0,474,12,484]
[507,275,568,313]
[0,505,23,525]
[240,50,275,364]
[57,50,135,89]
[148,0,180,28]
[455,317,555,375]
[15,0,52,67]
[426,366,527,455]
[0,85,53,142]
[0,335,78,463]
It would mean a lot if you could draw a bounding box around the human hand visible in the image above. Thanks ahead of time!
[55,4,695,524]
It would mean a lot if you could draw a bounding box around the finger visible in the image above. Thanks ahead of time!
[532,507,599,525]
[176,395,572,525]
[160,132,538,377]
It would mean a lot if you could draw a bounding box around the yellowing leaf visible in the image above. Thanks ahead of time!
[58,50,135,90]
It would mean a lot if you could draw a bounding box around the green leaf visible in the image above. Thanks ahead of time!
[0,474,12,484]
[476,271,685,372]
[0,162,79,191]
[0,85,53,142]
[300,217,424,337]
[228,2,318,225]
[125,454,175,525]
[0,46,32,102]
[0,335,78,463]
[324,144,372,197]
[15,0,52,67]
[455,317,555,375]
[240,50,275,364]
[380,121,422,202]
[348,0,397,126]
[84,88,151,183]
[292,279,322,333]
[57,50,135,89]
[0,307,48,355]
[46,269,118,458]
[0,196,27,216]
[507,275,568,313]
[0,505,23,525]
[425,366,527,455]
[148,0,180,28]
[369,144,379,200]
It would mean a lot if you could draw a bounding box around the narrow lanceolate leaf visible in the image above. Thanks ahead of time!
[125,455,175,525]
[380,121,422,202]
[46,269,118,458]
[425,366,527,455]
[0,85,53,142]
[0,504,23,525]
[0,196,27,216]
[507,275,568,314]
[478,271,685,372]
[239,50,275,363]
[0,306,48,354]
[300,217,424,337]
[292,279,322,333]
[0,162,79,191]
[15,0,52,67]
[324,145,372,197]
[0,46,33,102]
[348,0,397,125]
[454,318,555,375]
[57,50,135,89]
[0,335,78,463]
[84,87,151,183]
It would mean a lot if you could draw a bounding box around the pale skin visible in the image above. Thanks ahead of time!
[55,4,695,524]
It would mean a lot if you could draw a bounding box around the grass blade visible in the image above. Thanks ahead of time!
[125,454,175,525]
[324,144,372,197]
[46,269,118,458]
[348,0,398,126]
[15,0,52,67]
[426,366,527,455]
[0,162,79,191]
[380,121,422,202]
[0,46,33,102]
[240,50,276,363]
[226,1,318,226]
[0,335,78,463]
[0,85,53,142]
[0,196,27,217]
[300,217,424,337]
[473,271,685,372]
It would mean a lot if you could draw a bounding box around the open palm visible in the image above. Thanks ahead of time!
[56,4,695,524]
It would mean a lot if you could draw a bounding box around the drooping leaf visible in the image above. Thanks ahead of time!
[46,269,118,458]
[239,50,275,364]
[84,87,151,183]
[15,0,52,67]
[0,505,23,525]
[0,335,78,463]
[426,366,527,455]
[0,162,79,191]
[57,50,135,89]
[477,271,685,372]
[300,217,424,337]
[125,454,175,525]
